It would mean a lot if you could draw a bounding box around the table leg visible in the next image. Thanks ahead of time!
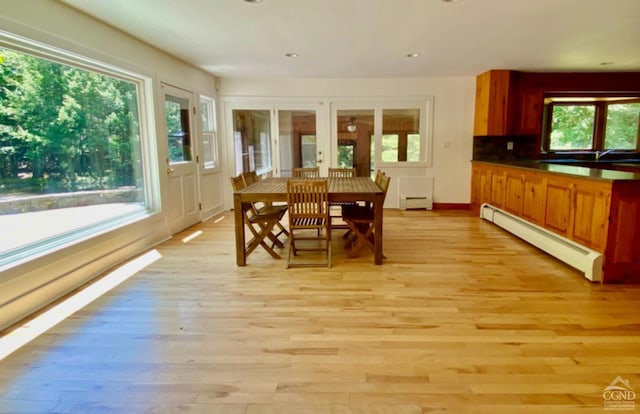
[374,193,383,265]
[234,193,247,266]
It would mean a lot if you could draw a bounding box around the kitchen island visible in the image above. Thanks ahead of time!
[471,160,640,284]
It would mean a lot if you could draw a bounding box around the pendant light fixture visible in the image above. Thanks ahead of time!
[346,117,357,133]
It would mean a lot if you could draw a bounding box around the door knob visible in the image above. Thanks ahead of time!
[167,167,175,175]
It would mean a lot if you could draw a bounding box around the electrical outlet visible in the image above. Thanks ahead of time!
[507,141,514,150]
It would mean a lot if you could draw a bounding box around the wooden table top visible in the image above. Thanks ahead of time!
[234,177,382,202]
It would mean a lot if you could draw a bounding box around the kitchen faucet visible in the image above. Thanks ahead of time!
[595,149,614,161]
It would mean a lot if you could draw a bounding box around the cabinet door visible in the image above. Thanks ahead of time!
[571,181,611,251]
[480,168,492,207]
[473,70,511,136]
[544,177,574,236]
[503,171,525,215]
[489,170,506,208]
[522,172,547,225]
[514,84,544,137]
[471,164,493,210]
[470,166,482,210]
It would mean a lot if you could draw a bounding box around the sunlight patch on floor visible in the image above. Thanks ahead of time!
[0,249,162,360]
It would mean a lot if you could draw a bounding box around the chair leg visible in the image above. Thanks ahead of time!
[345,220,385,259]
[246,220,281,259]
[287,226,331,268]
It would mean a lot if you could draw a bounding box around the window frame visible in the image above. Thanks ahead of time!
[199,95,219,170]
[331,97,434,169]
[0,30,159,270]
[542,94,640,155]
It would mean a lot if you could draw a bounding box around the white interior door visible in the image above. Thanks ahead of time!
[163,84,200,233]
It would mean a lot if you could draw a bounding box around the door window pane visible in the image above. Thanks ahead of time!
[300,135,317,168]
[165,95,192,163]
[278,110,316,177]
[233,109,271,175]
[605,103,640,150]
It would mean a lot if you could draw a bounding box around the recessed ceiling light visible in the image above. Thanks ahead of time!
[285,52,300,58]
[406,53,420,58]
[599,61,615,66]
[442,0,463,2]
[244,0,263,3]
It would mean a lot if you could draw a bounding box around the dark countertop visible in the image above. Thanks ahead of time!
[472,159,640,182]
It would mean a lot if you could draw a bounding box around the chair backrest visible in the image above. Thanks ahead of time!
[292,167,320,178]
[230,175,246,191]
[287,179,329,221]
[241,170,259,186]
[378,174,391,201]
[328,167,355,178]
[374,169,385,186]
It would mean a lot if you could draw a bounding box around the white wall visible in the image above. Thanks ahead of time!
[0,0,221,330]
[219,77,476,207]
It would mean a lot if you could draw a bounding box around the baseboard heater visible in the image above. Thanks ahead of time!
[480,203,603,282]
[398,176,434,210]
[399,196,433,210]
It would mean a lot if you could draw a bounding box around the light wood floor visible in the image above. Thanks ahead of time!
[1,209,639,413]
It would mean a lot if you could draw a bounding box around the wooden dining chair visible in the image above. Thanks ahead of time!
[292,167,320,178]
[374,169,385,186]
[286,179,331,268]
[241,170,259,186]
[342,173,391,259]
[328,167,355,178]
[327,167,356,230]
[230,175,287,259]
[240,170,289,239]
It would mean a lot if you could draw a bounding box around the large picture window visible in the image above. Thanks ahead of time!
[543,96,640,153]
[0,36,152,267]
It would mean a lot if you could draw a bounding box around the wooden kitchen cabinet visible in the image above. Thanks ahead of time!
[470,161,640,283]
[471,163,492,208]
[473,70,512,136]
[489,170,505,208]
[522,171,547,225]
[503,170,525,215]
[571,179,611,251]
[512,81,544,137]
[543,176,574,237]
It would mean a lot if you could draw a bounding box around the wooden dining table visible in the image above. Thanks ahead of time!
[233,176,385,266]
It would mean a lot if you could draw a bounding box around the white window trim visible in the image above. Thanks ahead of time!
[198,95,220,170]
[0,29,161,271]
[330,96,434,169]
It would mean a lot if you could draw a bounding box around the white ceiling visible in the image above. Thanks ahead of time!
[60,0,640,79]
